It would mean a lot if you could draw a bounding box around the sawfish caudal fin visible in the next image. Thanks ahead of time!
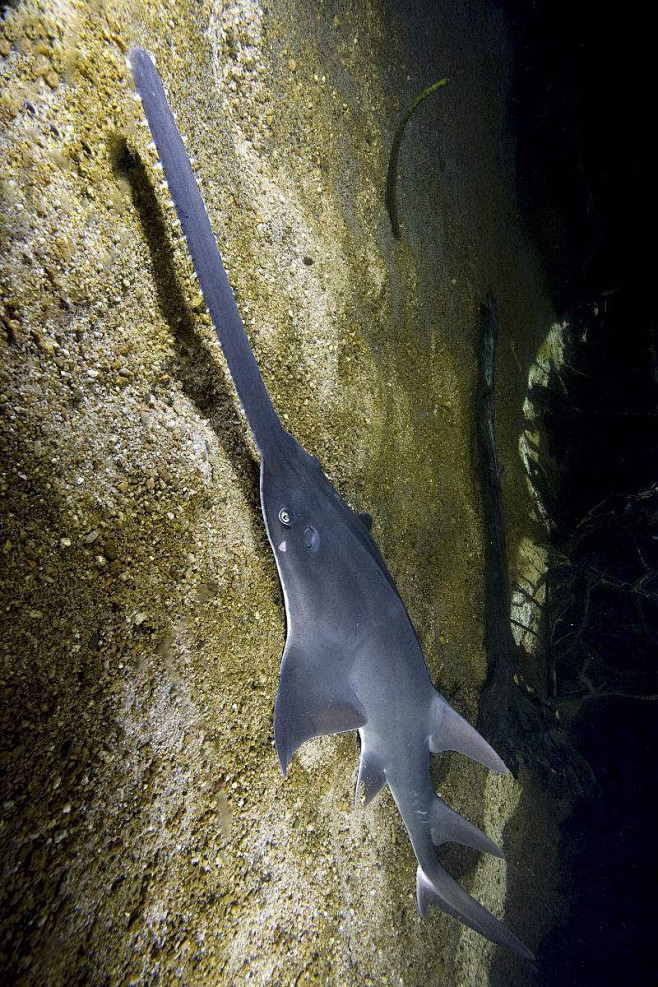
[417,865,534,960]
[429,692,508,774]
[389,774,530,956]
[274,638,367,774]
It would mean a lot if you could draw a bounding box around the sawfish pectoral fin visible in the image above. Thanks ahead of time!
[429,693,508,774]
[274,638,367,775]
[416,865,534,960]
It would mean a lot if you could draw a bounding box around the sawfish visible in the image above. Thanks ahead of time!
[128,47,533,959]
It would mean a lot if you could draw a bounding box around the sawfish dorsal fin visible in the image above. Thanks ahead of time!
[428,693,508,773]
[274,635,367,774]
[430,795,503,857]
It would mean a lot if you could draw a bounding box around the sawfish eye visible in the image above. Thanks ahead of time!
[278,508,291,526]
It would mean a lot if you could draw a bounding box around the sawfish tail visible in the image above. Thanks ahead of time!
[387,764,533,959]
[416,862,535,959]
[128,47,284,455]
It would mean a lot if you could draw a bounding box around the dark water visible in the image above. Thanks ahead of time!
[501,1,658,982]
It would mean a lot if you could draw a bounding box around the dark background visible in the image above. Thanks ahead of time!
[501,2,657,984]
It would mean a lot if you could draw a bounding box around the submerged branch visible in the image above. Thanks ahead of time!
[385,78,448,239]
[475,296,598,798]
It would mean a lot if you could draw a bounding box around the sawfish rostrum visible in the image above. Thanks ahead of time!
[128,48,532,959]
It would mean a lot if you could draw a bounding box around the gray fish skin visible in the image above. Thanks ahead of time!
[128,47,533,961]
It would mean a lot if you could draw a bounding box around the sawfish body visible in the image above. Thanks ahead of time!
[128,47,533,959]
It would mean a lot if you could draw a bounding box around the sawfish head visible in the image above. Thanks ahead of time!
[259,431,383,600]
[260,435,329,561]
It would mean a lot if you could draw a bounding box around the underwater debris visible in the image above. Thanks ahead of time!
[545,486,658,709]
[525,299,658,716]
[385,78,448,239]
[475,296,599,799]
